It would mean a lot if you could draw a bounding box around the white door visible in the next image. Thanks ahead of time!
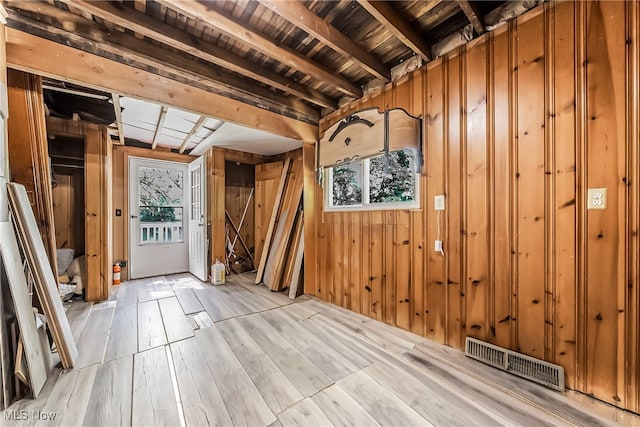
[188,155,207,281]
[129,157,189,279]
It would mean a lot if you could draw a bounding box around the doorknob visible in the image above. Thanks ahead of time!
[131,215,138,219]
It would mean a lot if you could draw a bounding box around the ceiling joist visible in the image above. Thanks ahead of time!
[151,106,168,150]
[178,115,207,154]
[190,122,225,157]
[357,0,432,62]
[154,0,363,98]
[457,0,486,35]
[55,0,337,110]
[257,0,390,82]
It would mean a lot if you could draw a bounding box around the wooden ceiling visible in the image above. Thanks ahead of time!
[5,0,508,128]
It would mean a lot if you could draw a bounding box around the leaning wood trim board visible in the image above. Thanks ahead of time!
[8,183,78,368]
[283,212,303,295]
[0,222,47,397]
[255,157,291,283]
[262,210,289,288]
[289,233,305,299]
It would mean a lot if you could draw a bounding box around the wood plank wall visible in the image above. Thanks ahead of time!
[52,173,84,253]
[307,1,640,413]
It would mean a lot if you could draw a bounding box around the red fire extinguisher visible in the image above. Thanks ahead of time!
[113,263,121,285]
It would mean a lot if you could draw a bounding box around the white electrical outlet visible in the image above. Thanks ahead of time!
[587,188,607,210]
[434,195,445,211]
[434,240,443,251]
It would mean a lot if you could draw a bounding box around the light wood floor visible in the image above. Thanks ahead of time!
[3,272,638,426]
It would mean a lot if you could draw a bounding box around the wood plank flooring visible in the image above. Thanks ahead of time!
[3,272,639,426]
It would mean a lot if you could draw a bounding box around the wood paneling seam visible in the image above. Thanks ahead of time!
[544,0,556,364]
[575,0,587,392]
[509,18,519,352]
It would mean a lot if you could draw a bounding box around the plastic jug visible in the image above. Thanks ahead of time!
[211,259,226,285]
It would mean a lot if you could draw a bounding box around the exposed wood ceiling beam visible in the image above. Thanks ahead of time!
[5,1,320,121]
[357,0,432,62]
[5,29,318,142]
[154,0,363,98]
[55,0,336,110]
[111,93,125,145]
[151,105,168,150]
[257,0,390,82]
[456,0,485,35]
[178,115,207,154]
[414,0,445,18]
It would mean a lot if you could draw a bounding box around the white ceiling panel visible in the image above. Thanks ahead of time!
[164,107,201,132]
[122,124,155,143]
[117,96,301,155]
[190,122,302,156]
[155,131,184,149]
[119,97,161,142]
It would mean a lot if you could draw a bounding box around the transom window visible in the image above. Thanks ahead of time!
[325,148,420,211]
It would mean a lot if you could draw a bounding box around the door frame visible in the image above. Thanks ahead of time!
[45,117,112,302]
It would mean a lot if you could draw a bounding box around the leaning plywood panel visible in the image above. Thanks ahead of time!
[256,157,291,284]
[0,222,47,397]
[255,161,284,262]
[263,159,304,291]
[8,183,78,368]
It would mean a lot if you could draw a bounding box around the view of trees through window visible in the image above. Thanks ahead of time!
[138,167,184,222]
[369,149,416,203]
[332,163,362,206]
[328,149,418,210]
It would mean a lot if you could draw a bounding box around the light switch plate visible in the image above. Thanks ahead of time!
[587,188,607,210]
[434,195,445,211]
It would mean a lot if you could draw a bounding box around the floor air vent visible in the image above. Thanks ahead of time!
[465,337,565,392]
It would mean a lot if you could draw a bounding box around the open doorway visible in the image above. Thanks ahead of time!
[50,135,85,253]
[44,117,112,302]
[49,134,85,296]
[225,161,255,274]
